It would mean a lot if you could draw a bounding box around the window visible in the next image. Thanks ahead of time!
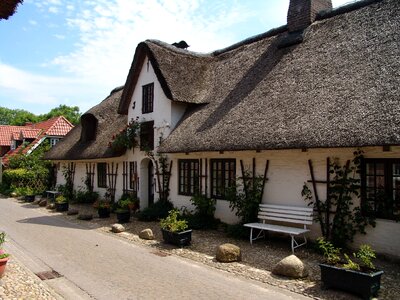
[80,114,98,142]
[140,121,154,151]
[97,163,107,188]
[129,161,137,191]
[210,159,236,199]
[50,138,60,147]
[362,159,400,220]
[178,159,200,196]
[142,83,154,114]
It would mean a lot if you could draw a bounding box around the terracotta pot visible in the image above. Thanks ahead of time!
[0,256,9,278]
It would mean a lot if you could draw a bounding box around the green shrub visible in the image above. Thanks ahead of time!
[317,237,341,265]
[138,200,173,221]
[55,195,68,203]
[224,223,250,240]
[74,189,99,204]
[184,214,220,230]
[160,209,188,232]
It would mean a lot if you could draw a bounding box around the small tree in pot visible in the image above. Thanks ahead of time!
[160,209,192,247]
[0,232,10,278]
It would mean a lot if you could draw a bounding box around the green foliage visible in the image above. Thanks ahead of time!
[2,168,48,195]
[38,104,81,125]
[111,118,140,152]
[0,105,80,125]
[115,193,139,211]
[0,232,5,247]
[317,237,341,265]
[0,231,10,258]
[190,194,216,217]
[160,209,188,232]
[55,195,67,204]
[0,106,38,125]
[355,244,376,270]
[226,172,265,224]
[343,253,360,271]
[138,199,173,222]
[224,223,251,240]
[74,189,99,204]
[302,150,376,247]
[61,165,75,201]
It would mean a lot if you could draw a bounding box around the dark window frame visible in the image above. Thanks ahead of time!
[140,121,154,151]
[97,162,107,188]
[142,83,154,114]
[178,159,200,196]
[129,161,137,191]
[210,159,236,199]
[361,158,400,220]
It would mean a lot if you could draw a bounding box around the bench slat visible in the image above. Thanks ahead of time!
[258,215,313,225]
[258,212,313,222]
[258,209,313,217]
[244,223,309,235]
[259,204,313,212]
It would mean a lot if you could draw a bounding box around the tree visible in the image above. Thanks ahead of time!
[0,107,38,125]
[38,105,81,125]
[0,0,23,20]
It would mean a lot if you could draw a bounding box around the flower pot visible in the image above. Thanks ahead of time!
[161,229,192,247]
[55,202,69,212]
[0,256,9,278]
[116,210,131,223]
[98,207,111,218]
[25,195,35,202]
[319,263,384,299]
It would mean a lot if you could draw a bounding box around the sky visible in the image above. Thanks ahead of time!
[0,0,352,115]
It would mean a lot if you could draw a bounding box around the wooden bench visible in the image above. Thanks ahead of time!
[244,204,313,253]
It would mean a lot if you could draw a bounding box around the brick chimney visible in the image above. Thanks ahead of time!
[287,0,332,32]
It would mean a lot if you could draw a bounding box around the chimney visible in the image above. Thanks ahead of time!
[287,0,332,32]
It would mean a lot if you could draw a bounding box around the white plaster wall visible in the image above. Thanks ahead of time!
[168,146,400,257]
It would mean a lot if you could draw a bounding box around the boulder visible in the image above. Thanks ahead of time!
[111,223,125,233]
[139,229,154,240]
[272,255,309,278]
[216,243,241,262]
[67,209,79,215]
[33,199,41,205]
[46,203,56,210]
[39,200,47,207]
[77,214,93,221]
[10,192,17,197]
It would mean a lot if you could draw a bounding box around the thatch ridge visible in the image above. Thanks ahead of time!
[317,0,384,20]
[158,0,400,153]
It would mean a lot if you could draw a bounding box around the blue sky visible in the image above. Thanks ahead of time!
[0,0,351,115]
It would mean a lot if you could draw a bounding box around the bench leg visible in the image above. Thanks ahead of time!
[291,234,308,253]
[249,228,266,245]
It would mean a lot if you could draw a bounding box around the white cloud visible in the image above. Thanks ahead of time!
[0,62,100,114]
[48,6,59,14]
[29,20,38,26]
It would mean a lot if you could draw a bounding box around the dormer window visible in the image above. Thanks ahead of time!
[80,114,98,142]
[142,83,154,114]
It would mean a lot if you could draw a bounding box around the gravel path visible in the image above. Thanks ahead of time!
[0,256,59,300]
[2,198,400,299]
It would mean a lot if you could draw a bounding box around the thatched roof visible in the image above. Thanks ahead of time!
[45,87,127,160]
[152,0,400,153]
[0,0,23,20]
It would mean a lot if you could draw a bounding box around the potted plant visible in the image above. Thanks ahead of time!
[317,238,384,299]
[24,187,36,202]
[114,195,134,223]
[95,200,111,218]
[0,232,10,278]
[55,195,69,212]
[160,209,192,247]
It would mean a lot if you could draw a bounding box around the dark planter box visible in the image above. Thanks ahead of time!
[98,207,110,218]
[116,211,131,223]
[25,195,35,202]
[55,202,69,212]
[161,229,192,247]
[320,263,384,299]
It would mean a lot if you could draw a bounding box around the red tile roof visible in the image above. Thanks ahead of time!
[0,125,31,146]
[1,116,74,165]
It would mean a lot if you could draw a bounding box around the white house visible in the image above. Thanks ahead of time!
[46,0,400,257]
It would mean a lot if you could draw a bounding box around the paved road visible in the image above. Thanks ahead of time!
[0,197,310,300]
